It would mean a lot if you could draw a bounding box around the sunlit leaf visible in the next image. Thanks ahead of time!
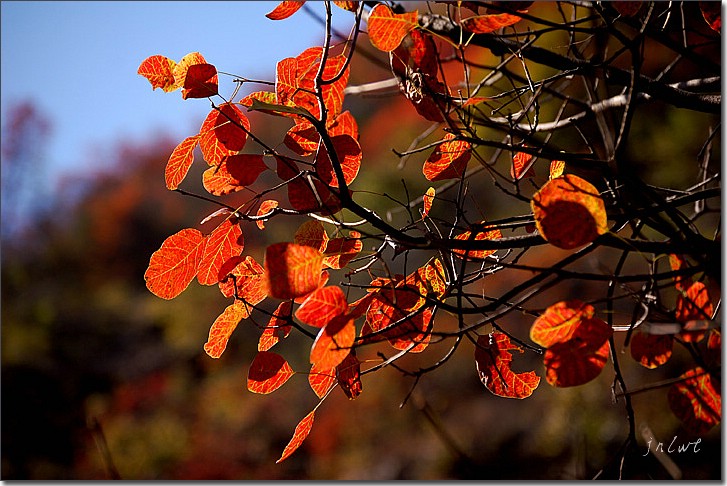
[202,154,268,196]
[530,300,595,348]
[549,160,565,180]
[310,314,356,369]
[676,281,713,322]
[265,242,324,300]
[475,332,540,399]
[543,317,612,387]
[390,28,438,79]
[462,12,522,33]
[294,220,329,252]
[629,331,673,369]
[315,135,362,188]
[284,120,320,155]
[327,111,360,140]
[511,149,535,180]
[218,255,267,303]
[668,367,721,434]
[137,55,177,92]
[266,1,305,20]
[337,352,362,399]
[248,351,295,394]
[256,200,280,230]
[669,253,687,291]
[165,135,200,190]
[308,361,336,399]
[199,103,250,165]
[322,231,362,269]
[295,285,349,328]
[145,228,205,299]
[452,223,503,260]
[277,410,315,463]
[333,1,358,12]
[423,133,471,181]
[368,4,419,52]
[531,174,608,250]
[259,301,293,352]
[204,301,248,358]
[182,63,219,99]
[276,156,344,214]
[197,219,244,286]
[422,187,435,218]
[172,52,207,92]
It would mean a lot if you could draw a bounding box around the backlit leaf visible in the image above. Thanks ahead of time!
[265,242,324,300]
[277,410,315,463]
[699,1,721,32]
[333,1,358,12]
[259,301,293,351]
[199,103,250,165]
[462,12,522,33]
[266,1,305,20]
[511,150,535,180]
[284,120,320,155]
[531,174,608,250]
[322,231,362,269]
[668,367,721,434]
[197,219,244,286]
[145,228,205,299]
[423,134,471,181]
[337,352,362,399]
[422,187,435,218]
[248,351,295,394]
[530,300,595,348]
[669,254,687,291]
[276,156,343,214]
[294,220,329,252]
[309,361,336,399]
[256,200,279,230]
[182,63,219,99]
[676,281,713,322]
[543,317,612,387]
[202,154,268,196]
[629,331,673,369]
[452,223,503,260]
[549,160,565,180]
[475,332,540,399]
[203,301,248,358]
[137,55,177,92]
[218,255,267,302]
[310,314,356,369]
[295,285,349,328]
[368,4,419,52]
[315,135,362,188]
[327,111,360,140]
[172,52,207,92]
[165,135,200,190]
[705,330,721,368]
[390,28,438,79]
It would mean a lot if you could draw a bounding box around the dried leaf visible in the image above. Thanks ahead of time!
[247,351,295,394]
[475,332,540,399]
[145,228,205,299]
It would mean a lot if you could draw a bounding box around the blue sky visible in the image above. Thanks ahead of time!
[1,1,354,187]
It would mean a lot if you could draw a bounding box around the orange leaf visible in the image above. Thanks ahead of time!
[276,156,344,214]
[259,301,293,352]
[266,1,305,20]
[423,134,471,181]
[265,242,324,300]
[390,28,438,79]
[531,174,608,250]
[706,329,721,368]
[612,2,643,17]
[277,410,315,463]
[333,1,358,12]
[462,12,522,34]
[296,285,349,328]
[294,220,329,253]
[668,367,721,434]
[511,150,535,180]
[248,351,295,394]
[549,160,565,180]
[452,223,503,260]
[145,228,205,299]
[327,111,360,140]
[530,300,595,348]
[669,253,687,291]
[422,187,435,218]
[239,90,279,108]
[256,200,279,230]
[165,135,199,190]
[368,4,419,52]
[284,120,320,156]
[197,219,244,286]
[218,255,267,303]
[322,231,362,269]
[543,317,612,387]
[676,281,713,322]
[199,103,250,165]
[310,314,356,369]
[202,154,268,196]
[337,352,362,399]
[204,301,248,358]
[309,361,336,399]
[182,63,218,99]
[475,332,540,399]
[315,135,362,188]
[137,55,177,92]
[629,332,673,369]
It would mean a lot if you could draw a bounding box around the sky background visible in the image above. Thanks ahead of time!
[1,1,354,187]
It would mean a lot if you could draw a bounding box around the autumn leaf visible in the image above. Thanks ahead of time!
[390,28,438,79]
[218,255,267,304]
[367,4,419,52]
[137,55,177,92]
[310,314,356,369]
[277,410,315,463]
[612,1,643,17]
[629,331,673,369]
[197,219,244,286]
[284,121,320,156]
[422,187,435,218]
[322,231,362,269]
[256,200,279,230]
[275,156,343,214]
[462,12,522,34]
[315,135,362,188]
[295,285,349,328]
[452,223,503,260]
[333,1,358,12]
[266,1,305,20]
[700,1,721,32]
[308,361,336,399]
[543,317,612,387]
[668,367,721,434]
[202,154,268,196]
[676,281,713,322]
[530,300,596,348]
[199,103,250,165]
[165,135,199,190]
[247,351,295,394]
[264,242,324,300]
[549,160,565,180]
[172,52,207,92]
[511,150,535,180]
[204,301,248,358]
[294,220,329,252]
[145,228,205,299]
[337,352,362,399]
[182,63,219,99]
[259,301,293,352]
[531,174,608,250]
[475,332,540,399]
[669,253,687,291]
[423,134,471,181]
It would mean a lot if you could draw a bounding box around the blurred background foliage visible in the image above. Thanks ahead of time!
[1,2,720,479]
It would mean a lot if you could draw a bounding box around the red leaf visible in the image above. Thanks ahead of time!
[202,154,268,196]
[284,121,320,156]
[322,231,362,269]
[676,281,713,322]
[706,330,721,368]
[422,187,435,218]
[629,332,673,369]
[256,200,279,230]
[327,111,360,140]
[137,55,177,92]
[511,149,535,180]
[549,160,565,180]
[423,134,471,181]
[310,314,356,369]
[462,12,522,34]
[277,410,315,463]
[182,63,219,99]
[264,242,324,300]
[145,228,205,299]
[530,300,595,348]
[296,285,349,328]
[669,253,687,291]
[475,332,540,399]
[309,361,336,399]
[337,352,362,399]
[333,1,358,12]
[276,156,344,214]
[294,220,329,252]
[248,351,295,394]
[165,135,199,190]
[612,2,643,17]
[239,90,279,109]
[172,52,207,93]
[218,255,267,302]
[452,223,503,260]
[531,174,608,250]
[543,317,612,387]
[266,1,305,20]
[259,301,293,351]
[199,103,250,165]
[197,219,244,286]
[700,1,721,32]
[668,367,721,434]
[368,4,419,52]
[315,135,362,188]
[204,301,248,358]
[390,28,438,79]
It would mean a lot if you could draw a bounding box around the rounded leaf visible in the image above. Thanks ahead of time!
[264,243,324,300]
[248,351,295,394]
